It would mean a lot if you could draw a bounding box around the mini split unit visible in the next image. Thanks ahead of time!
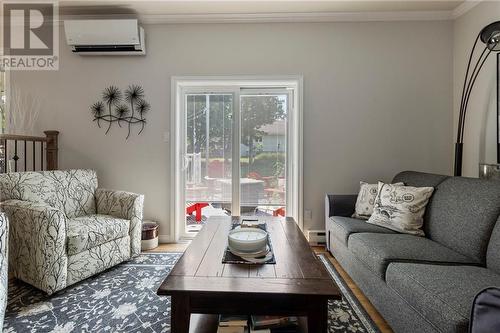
[64,19,146,56]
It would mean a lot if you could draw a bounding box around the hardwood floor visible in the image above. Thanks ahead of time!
[151,243,393,333]
[150,242,189,253]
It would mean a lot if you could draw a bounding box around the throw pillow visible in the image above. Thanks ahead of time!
[367,182,434,236]
[352,181,404,220]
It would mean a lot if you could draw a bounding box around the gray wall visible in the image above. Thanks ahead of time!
[453,2,500,177]
[11,21,454,239]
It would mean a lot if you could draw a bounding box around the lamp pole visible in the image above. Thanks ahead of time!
[454,21,500,176]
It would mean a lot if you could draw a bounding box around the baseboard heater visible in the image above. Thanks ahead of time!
[307,230,326,246]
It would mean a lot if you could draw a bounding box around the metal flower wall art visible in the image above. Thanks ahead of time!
[91,85,151,139]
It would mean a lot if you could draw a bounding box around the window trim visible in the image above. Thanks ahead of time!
[170,75,303,242]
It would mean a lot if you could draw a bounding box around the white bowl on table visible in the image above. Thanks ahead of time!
[228,227,268,254]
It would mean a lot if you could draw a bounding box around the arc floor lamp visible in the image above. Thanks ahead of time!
[455,21,500,176]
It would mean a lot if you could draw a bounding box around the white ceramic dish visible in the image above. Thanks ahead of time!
[241,252,273,264]
[228,245,270,258]
[228,227,268,253]
[228,245,272,264]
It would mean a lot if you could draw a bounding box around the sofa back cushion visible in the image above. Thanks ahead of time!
[392,171,449,188]
[486,217,500,274]
[392,170,448,235]
[425,177,500,263]
[0,169,97,218]
[392,171,500,263]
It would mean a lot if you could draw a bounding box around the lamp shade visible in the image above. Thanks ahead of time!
[480,21,500,51]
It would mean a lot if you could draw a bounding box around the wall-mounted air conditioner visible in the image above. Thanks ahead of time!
[64,19,146,56]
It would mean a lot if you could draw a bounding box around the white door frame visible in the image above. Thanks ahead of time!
[170,75,303,242]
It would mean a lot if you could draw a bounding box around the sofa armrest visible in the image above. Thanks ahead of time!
[325,194,358,219]
[0,212,8,321]
[96,188,144,257]
[1,199,67,294]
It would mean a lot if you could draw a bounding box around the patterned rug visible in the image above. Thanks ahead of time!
[319,254,380,333]
[4,252,380,333]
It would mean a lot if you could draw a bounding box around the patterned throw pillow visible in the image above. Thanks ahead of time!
[367,182,434,236]
[352,181,404,220]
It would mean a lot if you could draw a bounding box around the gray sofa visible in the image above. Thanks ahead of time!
[325,171,500,333]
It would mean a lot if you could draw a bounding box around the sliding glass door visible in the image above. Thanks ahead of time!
[184,93,234,231]
[172,77,302,240]
[239,91,289,217]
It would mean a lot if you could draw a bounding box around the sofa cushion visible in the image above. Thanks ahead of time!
[424,177,500,263]
[367,182,434,236]
[67,214,129,255]
[352,181,404,219]
[328,216,396,246]
[348,233,476,279]
[0,169,98,218]
[487,216,500,274]
[386,263,500,332]
[392,171,449,188]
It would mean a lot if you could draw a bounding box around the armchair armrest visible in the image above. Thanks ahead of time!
[1,199,67,295]
[96,188,144,257]
[325,194,358,219]
[0,212,8,322]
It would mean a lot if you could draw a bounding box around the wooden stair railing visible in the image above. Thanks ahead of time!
[0,130,59,173]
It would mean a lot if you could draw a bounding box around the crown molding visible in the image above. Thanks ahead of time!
[140,11,454,24]
[451,0,483,19]
[60,10,455,25]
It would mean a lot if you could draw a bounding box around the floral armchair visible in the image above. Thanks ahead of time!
[0,212,8,329]
[0,169,144,295]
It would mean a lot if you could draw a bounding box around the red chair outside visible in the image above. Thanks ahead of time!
[186,202,209,222]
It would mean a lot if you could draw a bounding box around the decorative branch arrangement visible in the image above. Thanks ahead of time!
[91,85,151,139]
[7,84,41,135]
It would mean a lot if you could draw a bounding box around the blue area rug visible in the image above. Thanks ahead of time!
[4,253,181,333]
[4,252,380,333]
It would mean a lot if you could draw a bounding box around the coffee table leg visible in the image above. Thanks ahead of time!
[171,295,190,333]
[307,298,328,333]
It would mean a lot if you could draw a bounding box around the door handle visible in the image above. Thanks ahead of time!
[182,154,190,171]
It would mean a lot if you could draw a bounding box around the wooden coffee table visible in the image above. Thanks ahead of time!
[157,216,340,333]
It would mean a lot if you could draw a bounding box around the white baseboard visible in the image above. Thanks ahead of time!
[158,234,174,243]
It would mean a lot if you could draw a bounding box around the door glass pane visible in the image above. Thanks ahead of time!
[240,93,287,217]
[185,94,233,232]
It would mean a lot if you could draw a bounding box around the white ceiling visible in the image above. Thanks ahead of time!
[58,0,478,23]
